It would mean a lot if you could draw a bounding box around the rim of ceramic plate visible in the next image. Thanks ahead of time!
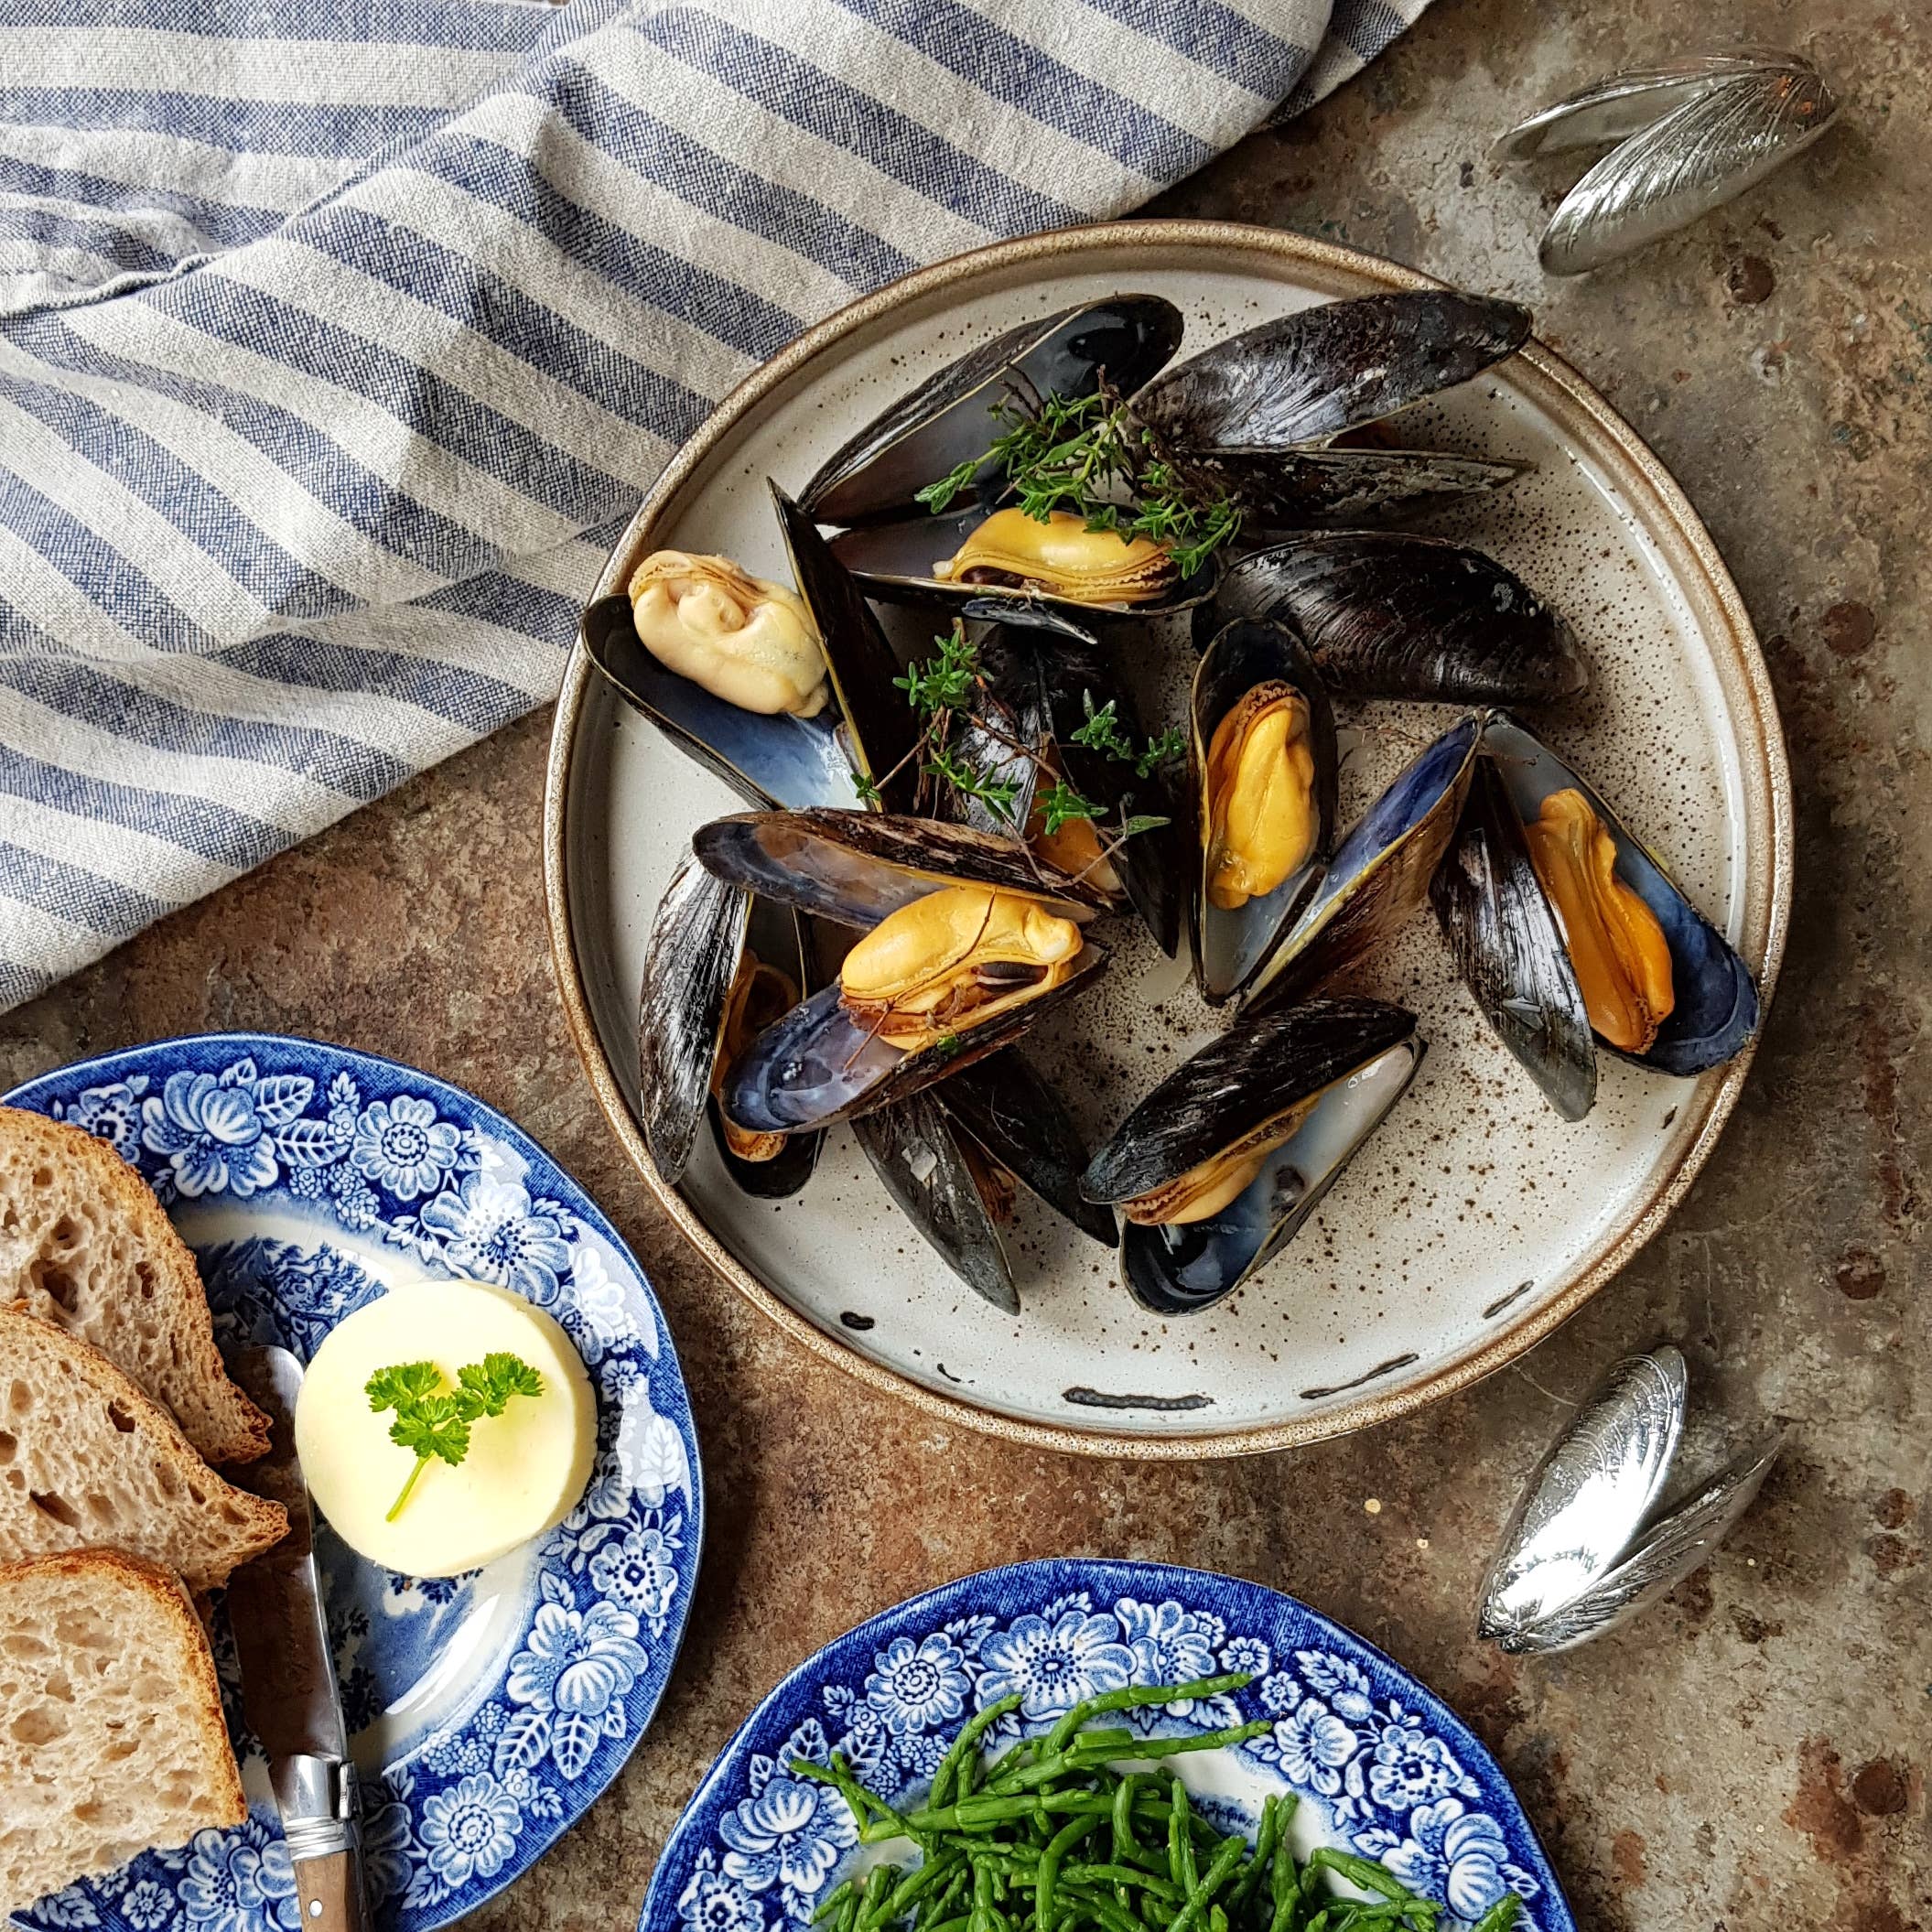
[542,218,1793,1462]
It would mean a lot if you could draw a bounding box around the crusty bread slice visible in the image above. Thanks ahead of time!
[0,1547,246,1916]
[0,1106,269,1465]
[0,1307,286,1593]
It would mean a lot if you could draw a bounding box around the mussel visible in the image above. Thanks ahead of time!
[1245,714,1483,1014]
[1189,620,1337,1005]
[579,482,918,810]
[1169,445,1530,532]
[1431,715,1759,1116]
[801,296,1184,527]
[1082,999,1423,1314]
[1203,534,1590,707]
[707,909,824,1196]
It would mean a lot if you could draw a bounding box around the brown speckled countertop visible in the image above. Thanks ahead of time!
[4,1,1925,1925]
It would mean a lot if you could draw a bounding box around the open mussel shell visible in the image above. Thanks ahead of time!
[1247,714,1483,1015]
[1205,535,1589,707]
[1495,49,1799,160]
[1084,999,1421,1315]
[1189,620,1337,1005]
[938,1051,1116,1247]
[1477,1348,1687,1647]
[1431,753,1597,1121]
[828,507,1219,625]
[1484,716,1759,1075]
[853,1093,1018,1313]
[723,940,1107,1135]
[694,808,1110,930]
[1178,445,1530,531]
[1130,290,1531,453]
[581,593,854,811]
[705,900,824,1198]
[637,853,751,1184]
[800,295,1184,528]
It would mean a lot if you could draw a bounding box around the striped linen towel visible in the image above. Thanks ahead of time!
[0,0,1429,1011]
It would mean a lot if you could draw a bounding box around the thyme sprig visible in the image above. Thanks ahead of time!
[914,383,1242,579]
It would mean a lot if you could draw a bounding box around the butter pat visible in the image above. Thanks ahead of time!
[296,1279,596,1578]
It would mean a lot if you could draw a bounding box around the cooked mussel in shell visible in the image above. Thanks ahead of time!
[1082,999,1423,1314]
[1203,534,1589,707]
[934,509,1177,606]
[710,951,804,1166]
[1173,444,1529,532]
[629,551,827,718]
[1189,620,1336,1005]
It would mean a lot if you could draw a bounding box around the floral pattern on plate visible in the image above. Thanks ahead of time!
[644,1561,1569,1932]
[5,1034,704,1932]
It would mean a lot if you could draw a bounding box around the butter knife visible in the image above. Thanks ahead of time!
[228,1345,372,1932]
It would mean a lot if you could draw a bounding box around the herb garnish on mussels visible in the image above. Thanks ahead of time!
[790,1674,1522,1932]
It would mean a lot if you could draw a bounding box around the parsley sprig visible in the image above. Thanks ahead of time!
[914,383,1242,579]
[366,1353,545,1522]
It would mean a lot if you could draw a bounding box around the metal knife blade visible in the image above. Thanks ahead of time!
[228,1346,372,1932]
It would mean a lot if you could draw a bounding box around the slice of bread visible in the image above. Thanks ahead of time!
[0,1307,286,1593]
[0,1106,269,1465]
[0,1547,246,1916]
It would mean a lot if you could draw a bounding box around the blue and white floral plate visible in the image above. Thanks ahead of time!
[5,1034,704,1932]
[642,1560,1571,1932]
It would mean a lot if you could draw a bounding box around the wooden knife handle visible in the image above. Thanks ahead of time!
[291,1849,373,1932]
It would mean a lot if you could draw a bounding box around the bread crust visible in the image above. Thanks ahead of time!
[0,1106,271,1465]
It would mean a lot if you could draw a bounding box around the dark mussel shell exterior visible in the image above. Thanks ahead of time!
[935,620,1052,840]
[1431,754,1596,1121]
[1247,714,1483,1014]
[1484,716,1760,1075]
[972,602,1186,955]
[1204,534,1589,707]
[1175,446,1529,531]
[706,899,826,1196]
[581,593,854,811]
[1131,290,1532,452]
[938,1050,1117,1247]
[723,942,1107,1134]
[854,1093,1018,1312]
[800,295,1184,528]
[1190,619,1337,1004]
[693,808,1111,929]
[827,507,1220,625]
[1084,1000,1420,1315]
[638,852,750,1183]
[772,481,923,811]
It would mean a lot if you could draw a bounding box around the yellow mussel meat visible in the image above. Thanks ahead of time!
[629,550,828,717]
[1121,1097,1318,1226]
[838,886,1083,1053]
[1524,788,1675,1054]
[1203,684,1319,912]
[711,953,798,1162]
[932,509,1175,606]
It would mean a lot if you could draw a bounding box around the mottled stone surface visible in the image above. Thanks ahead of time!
[3,3,1926,1927]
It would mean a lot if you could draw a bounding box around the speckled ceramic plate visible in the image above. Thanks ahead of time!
[637,1559,1574,1932]
[5,1034,703,1932]
[545,221,1790,1459]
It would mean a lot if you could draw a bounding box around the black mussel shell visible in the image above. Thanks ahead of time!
[828,508,1220,624]
[1131,290,1532,452]
[1431,754,1596,1120]
[1247,713,1483,1014]
[638,853,750,1182]
[1203,534,1589,707]
[1484,716,1759,1076]
[723,942,1107,1134]
[1175,445,1529,531]
[772,481,922,811]
[934,621,1053,840]
[1084,1000,1420,1316]
[581,594,854,811]
[1190,619,1338,1005]
[801,296,1184,528]
[938,1050,1116,1247]
[853,1093,1018,1312]
[693,808,1111,928]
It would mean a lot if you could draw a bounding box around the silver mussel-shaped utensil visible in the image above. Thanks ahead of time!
[1496,49,1840,275]
[1478,1345,1786,1653]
